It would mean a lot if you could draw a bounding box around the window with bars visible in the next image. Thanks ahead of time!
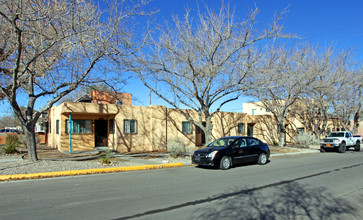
[109,119,115,134]
[182,121,191,134]
[124,119,137,134]
[65,120,92,134]
[56,120,59,134]
[297,127,305,134]
[238,123,245,134]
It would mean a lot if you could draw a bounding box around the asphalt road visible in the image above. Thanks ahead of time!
[0,150,363,220]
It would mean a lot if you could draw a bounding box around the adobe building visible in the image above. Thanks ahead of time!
[48,101,255,152]
[47,91,362,153]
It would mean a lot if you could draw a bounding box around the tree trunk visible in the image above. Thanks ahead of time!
[278,121,286,148]
[353,110,360,133]
[24,126,38,162]
[204,116,213,145]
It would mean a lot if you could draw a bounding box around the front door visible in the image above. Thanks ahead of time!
[195,123,206,146]
[247,123,254,137]
[95,120,108,147]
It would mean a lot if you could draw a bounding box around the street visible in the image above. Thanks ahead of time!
[1,150,363,220]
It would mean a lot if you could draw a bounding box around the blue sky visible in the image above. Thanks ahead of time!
[2,0,363,115]
[125,0,363,112]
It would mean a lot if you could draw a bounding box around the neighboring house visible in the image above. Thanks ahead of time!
[243,100,351,144]
[0,127,22,145]
[75,90,132,105]
[35,111,49,144]
[243,101,273,116]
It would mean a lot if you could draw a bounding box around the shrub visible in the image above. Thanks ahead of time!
[100,150,112,165]
[167,138,191,158]
[4,134,19,154]
[294,132,320,148]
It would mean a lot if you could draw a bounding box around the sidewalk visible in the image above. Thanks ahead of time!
[0,147,320,182]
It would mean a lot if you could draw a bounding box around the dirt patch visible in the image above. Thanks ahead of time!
[7,146,104,160]
[270,146,309,154]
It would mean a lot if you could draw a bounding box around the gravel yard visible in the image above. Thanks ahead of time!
[0,151,192,175]
[0,146,316,176]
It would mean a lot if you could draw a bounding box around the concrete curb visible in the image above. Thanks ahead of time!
[0,162,183,182]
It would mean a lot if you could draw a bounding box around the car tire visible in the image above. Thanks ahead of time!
[257,153,268,165]
[338,142,346,153]
[219,156,231,170]
[355,142,360,151]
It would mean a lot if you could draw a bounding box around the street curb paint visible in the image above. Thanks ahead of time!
[0,163,183,182]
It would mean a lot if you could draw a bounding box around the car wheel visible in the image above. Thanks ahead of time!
[258,153,268,165]
[355,142,360,151]
[219,156,231,170]
[338,142,346,153]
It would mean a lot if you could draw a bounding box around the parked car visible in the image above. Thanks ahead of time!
[192,136,270,170]
[0,128,21,134]
[320,131,360,153]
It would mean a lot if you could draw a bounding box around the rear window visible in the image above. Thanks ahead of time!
[328,132,344,137]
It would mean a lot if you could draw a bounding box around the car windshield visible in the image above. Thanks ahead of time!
[208,137,237,147]
[328,132,344,137]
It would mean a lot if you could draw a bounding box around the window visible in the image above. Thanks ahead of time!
[182,121,191,134]
[116,100,123,105]
[124,119,137,134]
[65,120,92,134]
[266,108,270,113]
[297,127,304,134]
[109,119,115,134]
[56,120,59,134]
[252,109,256,115]
[239,138,247,147]
[238,123,245,134]
[247,137,261,146]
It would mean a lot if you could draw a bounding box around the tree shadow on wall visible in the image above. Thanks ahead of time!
[191,182,359,220]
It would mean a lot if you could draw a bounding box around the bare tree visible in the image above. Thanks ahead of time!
[0,0,152,161]
[130,3,288,145]
[290,47,346,138]
[330,65,363,132]
[247,44,321,147]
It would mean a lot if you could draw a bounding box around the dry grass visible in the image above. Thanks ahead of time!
[270,146,306,154]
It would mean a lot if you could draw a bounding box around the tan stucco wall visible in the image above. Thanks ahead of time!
[48,102,253,152]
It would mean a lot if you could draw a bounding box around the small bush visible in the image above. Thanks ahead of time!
[4,134,19,154]
[100,150,112,165]
[294,132,320,148]
[167,138,191,158]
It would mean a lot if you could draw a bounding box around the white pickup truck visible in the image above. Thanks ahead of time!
[320,131,361,153]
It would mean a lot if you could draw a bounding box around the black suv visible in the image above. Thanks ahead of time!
[192,136,270,170]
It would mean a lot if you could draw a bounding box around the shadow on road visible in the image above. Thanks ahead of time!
[191,182,359,220]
